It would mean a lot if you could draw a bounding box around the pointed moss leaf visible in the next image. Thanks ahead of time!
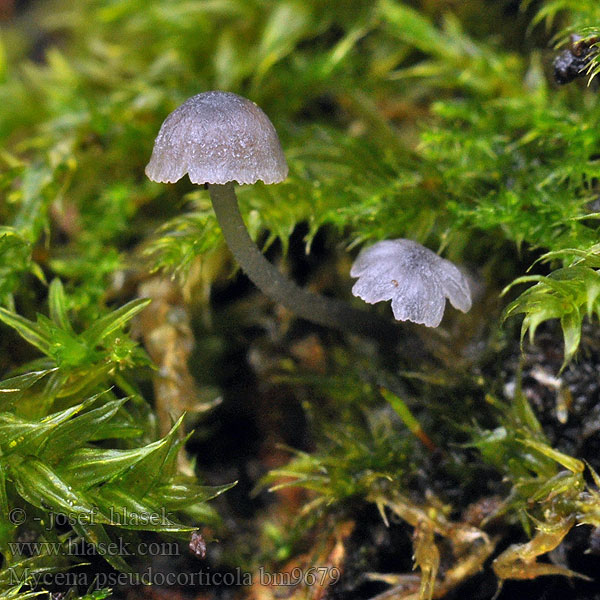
[14,165,53,240]
[504,264,600,366]
[0,228,36,305]
[148,481,236,509]
[0,587,36,600]
[0,414,63,456]
[90,420,144,441]
[48,279,73,333]
[255,4,310,83]
[35,313,94,367]
[9,457,107,523]
[115,415,184,496]
[0,557,72,590]
[521,299,564,345]
[7,399,96,453]
[37,369,70,415]
[184,502,222,526]
[155,433,192,484]
[0,464,8,522]
[57,442,167,489]
[530,470,581,503]
[379,0,450,58]
[501,275,547,300]
[0,369,55,410]
[71,521,133,573]
[586,461,600,491]
[82,298,151,347]
[0,308,52,355]
[55,362,112,398]
[42,397,95,426]
[96,487,193,533]
[575,268,600,317]
[41,397,128,461]
[535,248,600,269]
[0,369,54,393]
[518,438,585,473]
[80,590,112,600]
[560,310,582,370]
[0,414,42,447]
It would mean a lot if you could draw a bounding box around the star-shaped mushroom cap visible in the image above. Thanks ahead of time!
[350,239,472,328]
[145,91,288,185]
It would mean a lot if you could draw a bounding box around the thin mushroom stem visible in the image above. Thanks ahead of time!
[208,182,399,342]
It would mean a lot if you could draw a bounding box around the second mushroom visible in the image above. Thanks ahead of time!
[350,239,472,327]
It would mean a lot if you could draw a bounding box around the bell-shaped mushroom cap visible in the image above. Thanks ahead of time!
[350,239,472,328]
[145,91,288,185]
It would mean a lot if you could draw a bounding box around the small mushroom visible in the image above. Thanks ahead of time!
[146,91,396,340]
[146,91,287,186]
[350,239,472,327]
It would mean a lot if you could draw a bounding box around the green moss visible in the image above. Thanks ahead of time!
[2,0,600,597]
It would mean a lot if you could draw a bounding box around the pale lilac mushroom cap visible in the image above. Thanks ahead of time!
[145,91,288,185]
[350,239,472,328]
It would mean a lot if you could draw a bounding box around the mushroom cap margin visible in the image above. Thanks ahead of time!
[145,91,288,186]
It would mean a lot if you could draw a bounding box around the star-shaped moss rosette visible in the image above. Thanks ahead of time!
[350,239,472,327]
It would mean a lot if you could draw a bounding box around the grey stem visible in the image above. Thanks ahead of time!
[208,182,399,342]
